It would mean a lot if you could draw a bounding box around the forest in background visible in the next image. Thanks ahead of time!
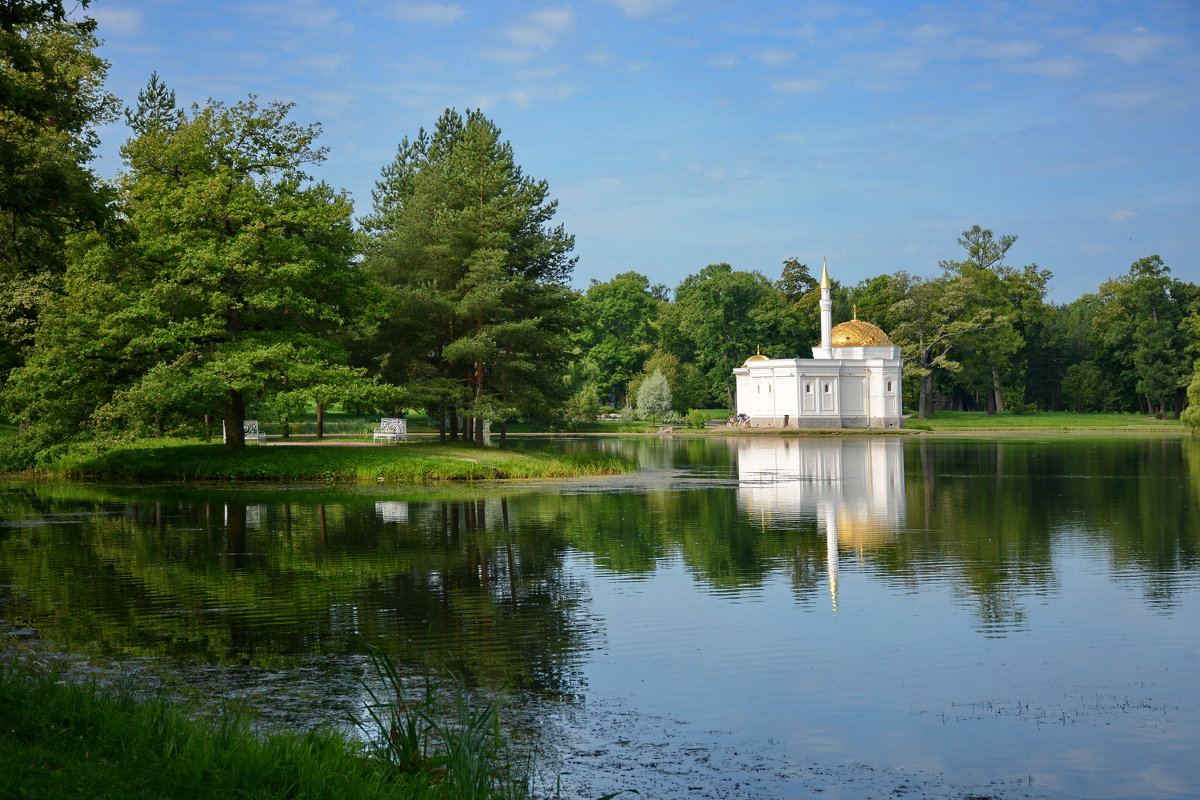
[3,2,1199,466]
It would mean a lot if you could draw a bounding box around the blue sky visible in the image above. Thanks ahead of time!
[88,0,1198,302]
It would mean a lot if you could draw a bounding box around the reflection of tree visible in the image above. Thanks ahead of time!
[0,491,592,697]
[896,437,1200,619]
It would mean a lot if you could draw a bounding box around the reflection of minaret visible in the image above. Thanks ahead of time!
[736,437,906,611]
[823,500,839,613]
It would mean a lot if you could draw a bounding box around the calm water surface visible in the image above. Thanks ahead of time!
[2,435,1198,799]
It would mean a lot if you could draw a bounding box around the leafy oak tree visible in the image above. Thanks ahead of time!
[3,96,380,450]
[0,0,117,376]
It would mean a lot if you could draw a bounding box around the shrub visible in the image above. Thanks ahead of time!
[685,410,707,428]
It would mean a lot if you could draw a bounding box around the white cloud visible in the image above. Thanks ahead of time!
[788,24,819,44]
[704,52,739,68]
[1086,27,1169,65]
[975,39,1042,60]
[1012,55,1086,80]
[91,6,143,38]
[605,0,677,19]
[505,6,576,50]
[772,78,825,94]
[752,48,796,68]
[242,0,350,33]
[506,85,576,109]
[301,54,346,73]
[389,3,467,24]
[1109,209,1138,223]
[1090,89,1167,110]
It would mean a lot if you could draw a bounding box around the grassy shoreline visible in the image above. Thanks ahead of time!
[18,439,634,483]
[0,662,397,800]
[0,655,540,800]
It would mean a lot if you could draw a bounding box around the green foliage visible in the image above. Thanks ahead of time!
[123,71,182,134]
[658,263,810,408]
[360,109,576,436]
[1093,255,1196,416]
[577,271,662,403]
[685,409,708,428]
[563,382,601,428]
[0,661,401,800]
[636,368,672,422]
[361,645,530,799]
[1061,361,1113,412]
[0,3,118,377]
[2,95,382,451]
[1182,372,1200,434]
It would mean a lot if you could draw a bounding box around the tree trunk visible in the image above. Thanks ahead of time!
[316,402,325,440]
[984,387,996,415]
[439,408,446,442]
[154,414,164,437]
[919,372,934,419]
[224,390,246,450]
[992,368,1005,413]
[1175,386,1186,420]
[1158,394,1166,420]
[499,419,508,446]
[449,408,458,440]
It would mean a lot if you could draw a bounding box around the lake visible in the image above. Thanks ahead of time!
[1,435,1198,799]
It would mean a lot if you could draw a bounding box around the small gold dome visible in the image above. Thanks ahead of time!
[742,353,770,367]
[831,319,893,347]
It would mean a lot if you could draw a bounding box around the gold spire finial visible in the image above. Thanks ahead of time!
[853,303,857,320]
[820,257,830,290]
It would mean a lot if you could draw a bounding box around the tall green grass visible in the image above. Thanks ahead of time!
[36,439,634,483]
[0,661,399,800]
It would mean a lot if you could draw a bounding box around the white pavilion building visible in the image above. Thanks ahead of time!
[732,261,903,429]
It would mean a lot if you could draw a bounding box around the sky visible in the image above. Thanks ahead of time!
[85,0,1199,302]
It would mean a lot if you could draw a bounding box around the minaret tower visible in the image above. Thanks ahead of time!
[817,257,833,357]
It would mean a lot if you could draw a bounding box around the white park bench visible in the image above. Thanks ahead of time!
[373,417,407,444]
[223,419,267,443]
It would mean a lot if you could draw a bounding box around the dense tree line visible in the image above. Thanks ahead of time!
[1,2,1198,466]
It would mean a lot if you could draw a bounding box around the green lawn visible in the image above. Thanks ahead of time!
[905,410,1185,431]
[32,439,634,483]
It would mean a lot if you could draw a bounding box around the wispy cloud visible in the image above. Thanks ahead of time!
[92,6,143,38]
[1086,27,1169,65]
[389,3,467,24]
[1109,209,1138,223]
[705,52,739,68]
[772,77,825,94]
[505,6,575,49]
[604,0,677,19]
[752,48,796,68]
[1011,55,1086,80]
[485,6,576,63]
[241,0,351,33]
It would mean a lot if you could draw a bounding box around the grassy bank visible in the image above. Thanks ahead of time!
[0,657,540,800]
[33,439,634,483]
[0,663,394,800]
[904,410,1185,432]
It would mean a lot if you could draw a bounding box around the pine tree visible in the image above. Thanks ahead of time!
[123,71,182,134]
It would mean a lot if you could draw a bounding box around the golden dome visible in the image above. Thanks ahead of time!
[831,319,893,347]
[742,353,769,367]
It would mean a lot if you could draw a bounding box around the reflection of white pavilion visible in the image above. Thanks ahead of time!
[735,437,906,609]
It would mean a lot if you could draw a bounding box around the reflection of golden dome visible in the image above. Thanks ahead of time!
[831,319,893,347]
[835,515,895,548]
